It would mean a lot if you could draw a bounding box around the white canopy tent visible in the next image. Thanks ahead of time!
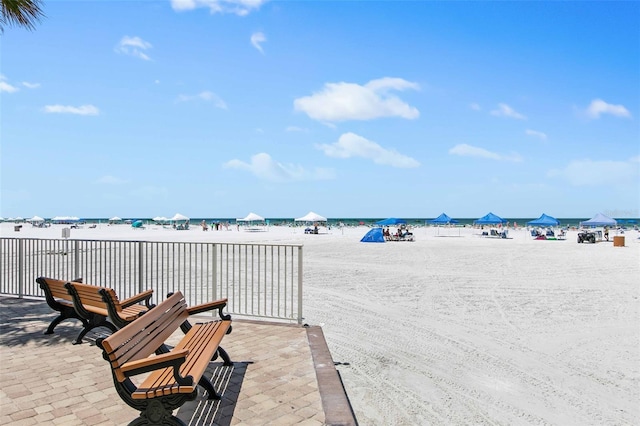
[237,212,265,222]
[171,213,189,221]
[28,216,45,222]
[294,211,327,222]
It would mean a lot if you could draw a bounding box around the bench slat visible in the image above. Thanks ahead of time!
[133,320,231,399]
[102,293,190,381]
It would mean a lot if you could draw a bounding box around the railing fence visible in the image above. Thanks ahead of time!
[0,238,303,323]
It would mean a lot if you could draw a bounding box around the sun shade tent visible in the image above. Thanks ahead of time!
[237,212,265,222]
[427,213,459,225]
[361,227,385,243]
[474,212,507,225]
[580,213,617,227]
[527,214,560,227]
[171,213,189,222]
[28,216,45,222]
[376,217,407,226]
[295,212,327,222]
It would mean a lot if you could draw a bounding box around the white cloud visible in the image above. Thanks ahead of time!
[0,75,19,93]
[223,152,335,182]
[525,129,548,140]
[470,103,481,111]
[170,0,267,16]
[22,81,40,89]
[547,158,639,186]
[490,103,526,120]
[115,36,152,60]
[43,104,100,115]
[0,81,19,93]
[585,99,631,119]
[251,32,266,54]
[95,175,128,185]
[176,91,227,109]
[449,143,522,162]
[294,77,420,122]
[316,132,420,168]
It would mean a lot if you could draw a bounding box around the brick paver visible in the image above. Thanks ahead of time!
[0,296,341,425]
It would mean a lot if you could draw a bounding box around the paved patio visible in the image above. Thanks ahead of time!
[0,296,356,425]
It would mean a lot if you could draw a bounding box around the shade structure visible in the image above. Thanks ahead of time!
[28,216,45,222]
[153,216,168,222]
[295,211,327,222]
[526,213,560,227]
[474,212,506,225]
[171,213,189,221]
[361,227,385,243]
[427,213,459,225]
[109,216,122,222]
[237,212,265,222]
[376,217,406,226]
[580,213,617,227]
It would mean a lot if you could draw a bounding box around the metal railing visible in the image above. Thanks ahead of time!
[0,238,304,323]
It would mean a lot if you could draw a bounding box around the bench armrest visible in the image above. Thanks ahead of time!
[186,298,229,319]
[120,349,193,386]
[120,289,154,308]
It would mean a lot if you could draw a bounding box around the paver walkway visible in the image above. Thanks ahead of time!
[0,296,356,425]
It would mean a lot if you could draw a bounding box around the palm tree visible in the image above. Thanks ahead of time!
[1,0,45,32]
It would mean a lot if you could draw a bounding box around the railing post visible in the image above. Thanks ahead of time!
[297,245,303,324]
[74,240,80,279]
[212,244,217,300]
[138,241,144,293]
[18,239,24,298]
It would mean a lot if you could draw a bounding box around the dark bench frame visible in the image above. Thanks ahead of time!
[37,276,155,344]
[97,291,233,425]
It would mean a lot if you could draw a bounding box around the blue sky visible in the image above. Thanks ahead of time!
[2,0,638,219]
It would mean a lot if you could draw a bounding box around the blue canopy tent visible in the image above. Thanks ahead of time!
[580,213,617,227]
[131,220,144,228]
[428,213,460,236]
[376,217,407,226]
[427,213,459,225]
[474,212,507,225]
[361,227,385,243]
[527,213,560,227]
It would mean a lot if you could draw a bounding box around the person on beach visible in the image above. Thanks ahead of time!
[604,226,609,241]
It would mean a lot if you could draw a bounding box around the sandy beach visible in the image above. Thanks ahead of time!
[2,222,639,425]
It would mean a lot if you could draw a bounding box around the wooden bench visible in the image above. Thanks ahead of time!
[97,291,233,425]
[37,277,155,345]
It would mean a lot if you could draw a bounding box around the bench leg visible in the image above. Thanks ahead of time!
[212,346,234,367]
[73,315,118,345]
[198,376,221,400]
[129,397,192,426]
[45,306,88,335]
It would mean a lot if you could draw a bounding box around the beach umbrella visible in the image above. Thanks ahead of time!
[109,216,122,222]
[29,215,45,222]
[376,217,406,226]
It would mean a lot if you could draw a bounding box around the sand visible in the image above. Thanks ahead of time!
[2,222,639,425]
